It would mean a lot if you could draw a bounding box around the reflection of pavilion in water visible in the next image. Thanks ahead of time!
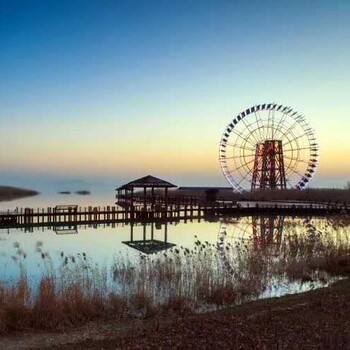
[50,220,176,255]
[54,225,78,235]
[122,221,176,254]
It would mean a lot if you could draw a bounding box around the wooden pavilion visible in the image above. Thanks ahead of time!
[116,175,177,209]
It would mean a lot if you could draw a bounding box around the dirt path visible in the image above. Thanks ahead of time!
[1,279,349,349]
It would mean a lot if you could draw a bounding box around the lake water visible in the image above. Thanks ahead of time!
[0,190,347,305]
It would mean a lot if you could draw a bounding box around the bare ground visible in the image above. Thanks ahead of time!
[1,278,349,350]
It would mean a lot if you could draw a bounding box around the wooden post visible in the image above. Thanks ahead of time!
[165,187,168,209]
[164,222,168,242]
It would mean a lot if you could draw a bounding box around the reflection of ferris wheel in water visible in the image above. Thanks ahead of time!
[217,216,285,277]
[219,103,319,192]
[218,216,284,251]
[217,216,320,277]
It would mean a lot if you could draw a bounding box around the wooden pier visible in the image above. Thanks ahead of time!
[0,200,348,230]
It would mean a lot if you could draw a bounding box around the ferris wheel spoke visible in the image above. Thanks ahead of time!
[286,167,305,179]
[273,111,290,140]
[237,168,254,187]
[238,159,264,187]
[222,153,255,160]
[240,117,261,145]
[278,119,308,141]
[271,107,276,139]
[283,155,308,164]
[285,132,302,161]
[244,121,268,144]
[282,133,309,148]
[227,129,257,148]
[241,154,257,173]
[226,143,256,152]
[253,111,264,141]
[265,108,272,140]
[283,146,315,152]
[274,114,299,140]
[229,158,255,173]
[255,109,268,140]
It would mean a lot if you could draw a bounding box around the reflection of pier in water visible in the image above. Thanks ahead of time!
[0,201,343,231]
[0,203,205,231]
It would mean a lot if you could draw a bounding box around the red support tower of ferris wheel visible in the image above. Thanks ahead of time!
[251,140,287,190]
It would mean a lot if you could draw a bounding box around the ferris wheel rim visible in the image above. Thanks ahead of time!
[219,103,319,192]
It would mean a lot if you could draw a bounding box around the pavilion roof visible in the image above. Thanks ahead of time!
[116,175,177,190]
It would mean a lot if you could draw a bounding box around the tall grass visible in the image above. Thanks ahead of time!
[0,216,349,333]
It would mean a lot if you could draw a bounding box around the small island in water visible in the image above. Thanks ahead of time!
[58,190,91,195]
[75,190,91,195]
[0,186,39,202]
[58,191,71,195]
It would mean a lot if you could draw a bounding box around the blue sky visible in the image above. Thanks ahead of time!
[0,0,349,190]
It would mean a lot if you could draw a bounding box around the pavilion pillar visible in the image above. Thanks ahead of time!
[151,187,155,208]
[165,187,168,208]
[143,186,147,211]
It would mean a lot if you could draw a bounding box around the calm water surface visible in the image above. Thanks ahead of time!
[0,191,217,282]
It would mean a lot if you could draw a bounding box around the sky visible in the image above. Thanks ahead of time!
[0,0,349,191]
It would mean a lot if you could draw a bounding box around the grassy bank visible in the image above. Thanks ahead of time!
[0,186,38,202]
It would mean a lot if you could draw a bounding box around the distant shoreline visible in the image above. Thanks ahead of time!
[0,186,39,202]
[173,187,350,203]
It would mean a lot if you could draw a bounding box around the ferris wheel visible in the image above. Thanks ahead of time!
[219,103,319,192]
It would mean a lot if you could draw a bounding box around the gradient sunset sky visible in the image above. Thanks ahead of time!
[0,0,349,190]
